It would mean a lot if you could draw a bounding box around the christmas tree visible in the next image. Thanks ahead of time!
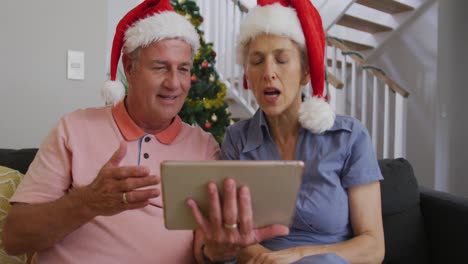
[171,0,232,143]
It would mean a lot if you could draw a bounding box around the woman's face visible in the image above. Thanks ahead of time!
[245,34,310,118]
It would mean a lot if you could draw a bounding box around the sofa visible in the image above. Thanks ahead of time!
[1,148,468,263]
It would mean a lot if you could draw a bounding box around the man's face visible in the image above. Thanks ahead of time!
[124,38,192,131]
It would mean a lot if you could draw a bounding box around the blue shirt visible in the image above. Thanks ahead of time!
[220,110,383,251]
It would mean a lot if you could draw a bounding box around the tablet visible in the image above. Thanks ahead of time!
[160,160,304,230]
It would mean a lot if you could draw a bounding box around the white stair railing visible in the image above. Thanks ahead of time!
[328,37,410,158]
[196,0,257,116]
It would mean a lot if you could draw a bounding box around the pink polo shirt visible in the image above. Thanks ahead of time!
[11,101,220,263]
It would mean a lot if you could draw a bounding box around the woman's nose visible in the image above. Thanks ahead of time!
[263,73,276,81]
[263,62,277,81]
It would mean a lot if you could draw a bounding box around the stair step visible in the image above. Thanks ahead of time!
[355,0,414,14]
[337,14,393,34]
[339,39,373,51]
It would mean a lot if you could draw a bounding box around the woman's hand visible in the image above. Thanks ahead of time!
[246,248,303,264]
[187,178,289,262]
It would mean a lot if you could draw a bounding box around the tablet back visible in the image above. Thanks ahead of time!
[161,160,304,230]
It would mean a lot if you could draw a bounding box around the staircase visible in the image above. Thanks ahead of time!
[323,0,435,58]
[194,0,433,159]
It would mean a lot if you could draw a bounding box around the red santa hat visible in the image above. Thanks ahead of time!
[102,0,200,104]
[237,0,335,134]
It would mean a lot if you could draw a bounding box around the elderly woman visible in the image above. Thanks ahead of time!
[188,0,384,263]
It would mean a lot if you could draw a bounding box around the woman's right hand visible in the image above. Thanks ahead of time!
[187,178,289,262]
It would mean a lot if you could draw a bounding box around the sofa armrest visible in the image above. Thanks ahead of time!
[419,186,468,263]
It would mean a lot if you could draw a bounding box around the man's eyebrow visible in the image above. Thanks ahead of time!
[179,62,193,67]
[151,60,167,65]
[151,60,192,67]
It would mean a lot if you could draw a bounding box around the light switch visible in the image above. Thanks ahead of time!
[67,50,85,80]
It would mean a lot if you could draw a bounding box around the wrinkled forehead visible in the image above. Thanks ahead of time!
[246,34,302,53]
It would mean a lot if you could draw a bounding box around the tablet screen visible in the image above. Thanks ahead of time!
[161,160,304,230]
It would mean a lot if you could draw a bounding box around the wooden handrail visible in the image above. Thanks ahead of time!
[327,37,410,97]
[327,71,344,89]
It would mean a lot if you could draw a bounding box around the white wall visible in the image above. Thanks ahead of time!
[370,0,468,198]
[0,1,108,148]
[369,2,438,189]
[436,0,468,198]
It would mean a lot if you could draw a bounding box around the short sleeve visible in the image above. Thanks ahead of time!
[10,117,73,203]
[341,121,383,188]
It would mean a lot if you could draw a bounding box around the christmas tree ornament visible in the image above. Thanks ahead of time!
[172,0,231,143]
[225,108,230,114]
[230,119,235,125]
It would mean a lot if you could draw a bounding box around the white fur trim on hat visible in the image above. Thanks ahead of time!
[123,11,200,55]
[298,97,336,134]
[102,80,125,105]
[236,3,304,65]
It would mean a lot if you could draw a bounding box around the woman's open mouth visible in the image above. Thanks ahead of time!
[263,87,281,103]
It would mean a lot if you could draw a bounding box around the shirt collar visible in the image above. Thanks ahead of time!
[112,99,182,144]
[243,109,271,153]
[242,110,346,153]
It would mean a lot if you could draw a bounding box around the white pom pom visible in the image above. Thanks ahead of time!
[298,97,335,134]
[102,80,125,105]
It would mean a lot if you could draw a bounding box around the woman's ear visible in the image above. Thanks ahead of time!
[300,71,311,86]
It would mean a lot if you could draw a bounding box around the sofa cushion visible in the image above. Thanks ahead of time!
[0,166,28,264]
[0,149,38,175]
[379,158,428,264]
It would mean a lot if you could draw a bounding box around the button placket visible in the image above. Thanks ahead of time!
[141,135,152,162]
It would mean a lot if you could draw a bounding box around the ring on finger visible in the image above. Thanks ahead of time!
[223,222,238,229]
[122,192,128,205]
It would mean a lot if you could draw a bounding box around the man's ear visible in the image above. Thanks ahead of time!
[122,54,133,79]
[300,71,311,86]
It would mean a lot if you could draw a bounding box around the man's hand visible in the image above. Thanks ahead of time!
[187,178,289,262]
[77,141,160,217]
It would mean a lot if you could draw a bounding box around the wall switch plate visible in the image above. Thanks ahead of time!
[67,50,85,80]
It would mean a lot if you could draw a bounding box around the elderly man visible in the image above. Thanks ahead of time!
[2,0,219,263]
[3,0,288,263]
